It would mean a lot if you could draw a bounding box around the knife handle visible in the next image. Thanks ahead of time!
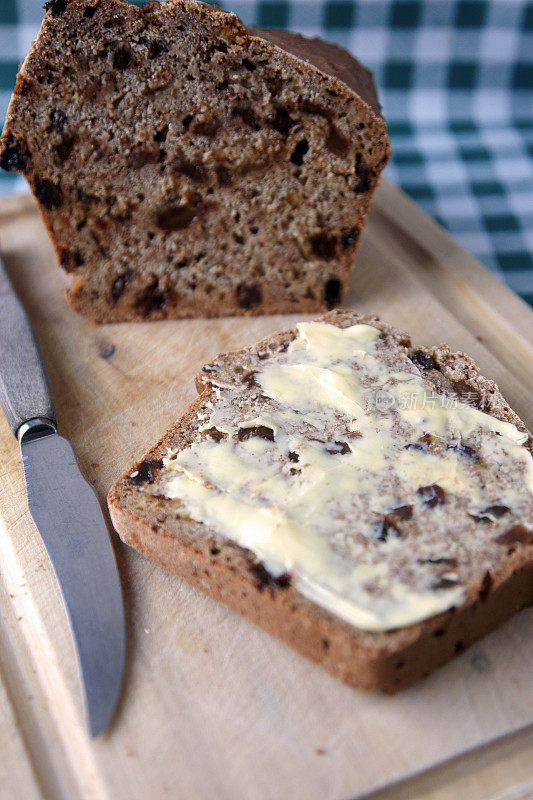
[0,254,56,435]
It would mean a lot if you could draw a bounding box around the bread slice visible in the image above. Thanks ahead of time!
[0,0,389,322]
[108,310,533,692]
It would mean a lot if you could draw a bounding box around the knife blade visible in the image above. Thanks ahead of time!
[0,254,125,737]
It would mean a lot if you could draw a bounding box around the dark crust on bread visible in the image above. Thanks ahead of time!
[108,310,533,692]
[0,0,389,323]
[248,27,382,117]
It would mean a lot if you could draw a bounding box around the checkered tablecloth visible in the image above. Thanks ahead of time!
[1,0,532,305]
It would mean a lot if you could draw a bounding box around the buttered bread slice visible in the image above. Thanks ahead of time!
[108,311,533,691]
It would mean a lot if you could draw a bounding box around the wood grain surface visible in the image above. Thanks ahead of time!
[0,183,532,800]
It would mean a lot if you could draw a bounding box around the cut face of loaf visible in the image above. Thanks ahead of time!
[0,0,390,322]
[108,310,533,692]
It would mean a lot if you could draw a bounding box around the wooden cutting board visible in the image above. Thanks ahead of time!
[1,183,532,800]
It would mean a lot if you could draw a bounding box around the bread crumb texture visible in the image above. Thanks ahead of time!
[0,0,390,321]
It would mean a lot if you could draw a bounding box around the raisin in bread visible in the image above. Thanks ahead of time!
[108,310,533,692]
[0,0,390,322]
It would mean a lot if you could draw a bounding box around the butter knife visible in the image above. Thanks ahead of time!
[0,254,125,737]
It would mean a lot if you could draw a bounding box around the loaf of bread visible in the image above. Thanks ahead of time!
[0,0,390,321]
[108,310,533,692]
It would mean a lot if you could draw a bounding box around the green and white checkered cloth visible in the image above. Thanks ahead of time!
[1,0,532,304]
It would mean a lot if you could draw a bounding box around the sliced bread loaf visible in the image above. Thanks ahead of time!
[108,311,533,692]
[0,0,390,321]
